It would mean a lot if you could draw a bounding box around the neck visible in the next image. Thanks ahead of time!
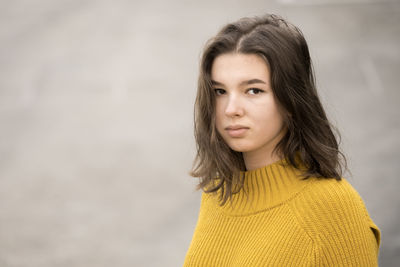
[243,150,283,171]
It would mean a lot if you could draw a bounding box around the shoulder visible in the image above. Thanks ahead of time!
[297,177,366,215]
[290,177,378,233]
[288,177,380,265]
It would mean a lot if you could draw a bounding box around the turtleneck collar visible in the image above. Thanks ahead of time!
[210,158,315,216]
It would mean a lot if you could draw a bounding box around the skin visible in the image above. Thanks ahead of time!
[211,53,287,171]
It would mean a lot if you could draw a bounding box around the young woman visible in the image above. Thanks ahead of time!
[184,14,381,266]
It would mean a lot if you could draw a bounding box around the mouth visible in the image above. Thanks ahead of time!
[225,125,249,137]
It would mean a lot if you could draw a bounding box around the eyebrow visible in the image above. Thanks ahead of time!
[211,78,267,87]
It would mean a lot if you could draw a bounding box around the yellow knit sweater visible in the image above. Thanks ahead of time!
[184,159,381,266]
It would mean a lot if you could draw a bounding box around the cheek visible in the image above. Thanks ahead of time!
[252,105,284,131]
[214,101,225,126]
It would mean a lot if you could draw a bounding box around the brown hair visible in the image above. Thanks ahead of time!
[190,14,347,206]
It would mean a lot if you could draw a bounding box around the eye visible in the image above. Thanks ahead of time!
[247,88,264,95]
[214,88,226,96]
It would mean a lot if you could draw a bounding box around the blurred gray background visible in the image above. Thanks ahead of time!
[0,0,399,266]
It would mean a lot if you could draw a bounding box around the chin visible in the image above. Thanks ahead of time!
[226,141,254,153]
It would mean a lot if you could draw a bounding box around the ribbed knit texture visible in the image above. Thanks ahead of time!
[184,159,381,266]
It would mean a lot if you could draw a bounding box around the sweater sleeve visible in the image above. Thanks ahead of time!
[290,178,380,267]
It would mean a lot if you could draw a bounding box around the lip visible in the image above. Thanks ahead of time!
[225,125,249,137]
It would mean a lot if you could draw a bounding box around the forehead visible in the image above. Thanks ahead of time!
[211,53,270,84]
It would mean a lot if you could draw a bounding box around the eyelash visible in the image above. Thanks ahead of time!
[213,88,265,96]
[214,88,226,96]
[247,88,264,95]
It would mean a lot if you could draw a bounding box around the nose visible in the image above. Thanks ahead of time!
[225,94,244,117]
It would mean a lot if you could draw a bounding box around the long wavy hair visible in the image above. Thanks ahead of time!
[190,14,347,206]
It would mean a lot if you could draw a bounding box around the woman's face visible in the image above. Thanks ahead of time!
[211,53,286,162]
